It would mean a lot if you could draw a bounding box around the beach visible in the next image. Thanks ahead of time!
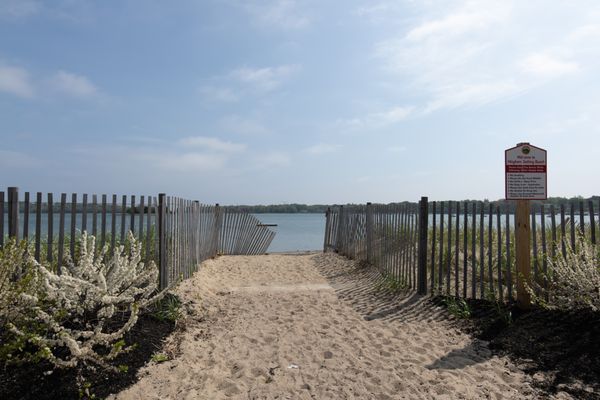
[112,253,540,400]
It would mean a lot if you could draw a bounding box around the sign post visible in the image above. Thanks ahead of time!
[505,143,547,310]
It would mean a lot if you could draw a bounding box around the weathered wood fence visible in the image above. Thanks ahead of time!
[0,187,275,289]
[324,197,600,301]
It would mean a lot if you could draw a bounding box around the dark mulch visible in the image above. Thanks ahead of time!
[0,313,177,400]
[433,296,600,399]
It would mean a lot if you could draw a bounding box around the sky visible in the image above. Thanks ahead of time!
[1,0,600,205]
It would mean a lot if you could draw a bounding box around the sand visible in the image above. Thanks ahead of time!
[112,253,541,400]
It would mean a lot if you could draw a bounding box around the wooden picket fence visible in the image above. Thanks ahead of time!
[0,187,275,289]
[324,197,600,301]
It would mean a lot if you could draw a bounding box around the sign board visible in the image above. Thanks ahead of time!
[505,143,547,200]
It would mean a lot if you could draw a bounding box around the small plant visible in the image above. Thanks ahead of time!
[117,364,129,373]
[375,274,408,293]
[151,352,169,363]
[149,293,182,323]
[78,380,97,399]
[441,296,472,319]
[484,290,512,325]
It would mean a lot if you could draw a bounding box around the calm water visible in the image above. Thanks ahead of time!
[2,212,327,253]
[253,213,326,252]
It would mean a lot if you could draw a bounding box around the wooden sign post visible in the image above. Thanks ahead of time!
[505,143,547,310]
[515,199,531,309]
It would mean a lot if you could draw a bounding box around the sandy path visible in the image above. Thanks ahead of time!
[113,253,538,400]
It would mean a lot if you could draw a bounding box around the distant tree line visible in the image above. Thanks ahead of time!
[224,204,331,214]
[227,196,600,214]
[13,196,599,214]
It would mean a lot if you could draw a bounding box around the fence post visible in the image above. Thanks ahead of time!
[213,203,221,256]
[323,207,331,252]
[417,196,429,295]
[158,193,167,290]
[336,205,344,253]
[7,187,19,240]
[366,202,373,264]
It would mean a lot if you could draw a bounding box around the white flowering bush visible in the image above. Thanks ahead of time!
[529,235,600,311]
[1,232,168,369]
[0,239,46,363]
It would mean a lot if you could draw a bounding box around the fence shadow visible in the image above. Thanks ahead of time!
[311,252,451,324]
[425,341,492,370]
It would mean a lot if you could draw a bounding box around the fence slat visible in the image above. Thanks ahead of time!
[496,205,502,300]
[589,200,596,245]
[35,192,42,261]
[0,191,4,247]
[446,202,452,295]
[569,202,575,248]
[101,194,107,250]
[560,204,566,256]
[158,193,166,289]
[57,193,66,274]
[7,187,18,240]
[139,195,145,241]
[146,195,152,261]
[130,195,136,235]
[23,192,30,240]
[479,202,485,298]
[430,201,437,293]
[462,202,468,298]
[47,193,54,264]
[121,195,127,241]
[111,194,117,255]
[541,205,548,301]
[487,203,493,296]
[82,194,88,233]
[439,202,444,293]
[70,193,77,256]
[92,194,98,237]
[471,202,476,299]
[454,202,460,297]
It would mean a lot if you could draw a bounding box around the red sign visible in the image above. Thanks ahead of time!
[505,143,547,200]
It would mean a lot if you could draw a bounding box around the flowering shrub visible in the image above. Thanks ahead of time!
[0,239,46,363]
[1,232,168,369]
[529,235,600,311]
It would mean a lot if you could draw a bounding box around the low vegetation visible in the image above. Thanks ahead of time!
[528,234,600,311]
[0,233,182,399]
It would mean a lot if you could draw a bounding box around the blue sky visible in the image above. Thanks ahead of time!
[1,0,600,205]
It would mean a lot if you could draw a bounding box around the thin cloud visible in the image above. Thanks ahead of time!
[230,65,299,92]
[304,143,341,155]
[340,105,414,131]
[243,0,310,30]
[406,10,500,42]
[0,150,40,167]
[178,136,247,153]
[199,86,239,102]
[0,63,35,98]
[519,54,579,78]
[51,70,98,97]
[424,80,522,113]
[388,146,406,153]
[372,1,594,113]
[0,0,40,18]
[220,115,270,136]
[157,152,227,172]
[253,151,291,169]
